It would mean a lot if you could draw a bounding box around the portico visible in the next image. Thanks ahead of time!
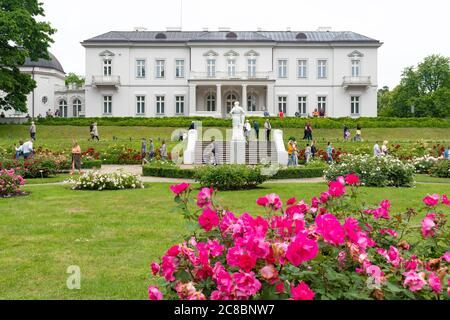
[189,81,275,118]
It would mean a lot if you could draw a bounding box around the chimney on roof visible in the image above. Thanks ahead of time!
[257,27,263,32]
[166,27,182,32]
[286,27,292,32]
[133,27,147,32]
[218,27,231,32]
[317,26,332,32]
[202,27,209,32]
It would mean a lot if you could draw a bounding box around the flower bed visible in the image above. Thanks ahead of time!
[325,155,415,187]
[0,157,59,178]
[0,169,26,198]
[68,171,144,191]
[430,160,450,178]
[412,156,440,174]
[148,176,450,300]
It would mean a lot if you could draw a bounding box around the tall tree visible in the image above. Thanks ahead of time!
[65,73,85,87]
[0,0,56,113]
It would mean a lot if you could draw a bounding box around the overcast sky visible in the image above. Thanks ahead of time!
[41,0,450,88]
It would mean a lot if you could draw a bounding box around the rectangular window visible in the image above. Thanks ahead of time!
[207,59,216,77]
[278,60,288,78]
[351,96,360,115]
[297,60,308,78]
[298,96,307,115]
[175,59,185,78]
[278,96,287,114]
[156,96,165,114]
[248,58,256,78]
[352,60,360,77]
[103,59,112,76]
[227,59,236,77]
[103,96,112,114]
[175,96,185,115]
[136,96,146,115]
[136,59,146,78]
[318,60,327,79]
[156,60,165,78]
[318,96,327,115]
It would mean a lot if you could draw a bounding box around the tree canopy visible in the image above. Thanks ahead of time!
[379,55,450,118]
[65,73,85,87]
[0,0,56,114]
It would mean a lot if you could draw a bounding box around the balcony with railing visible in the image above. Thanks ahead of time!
[190,71,273,81]
[92,75,121,87]
[342,76,372,89]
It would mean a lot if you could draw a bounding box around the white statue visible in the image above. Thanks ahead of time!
[230,101,246,141]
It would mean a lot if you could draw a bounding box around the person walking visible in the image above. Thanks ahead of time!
[311,140,318,159]
[29,121,37,141]
[148,139,155,161]
[374,141,382,157]
[326,142,334,164]
[354,125,362,142]
[287,140,294,167]
[344,126,351,141]
[141,138,147,165]
[22,139,33,160]
[92,122,99,141]
[207,137,217,166]
[160,140,168,161]
[89,122,94,141]
[381,141,389,156]
[71,140,82,175]
[306,123,313,141]
[244,120,252,142]
[264,119,272,142]
[253,121,260,140]
[305,143,312,164]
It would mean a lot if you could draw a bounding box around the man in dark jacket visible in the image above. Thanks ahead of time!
[253,121,260,140]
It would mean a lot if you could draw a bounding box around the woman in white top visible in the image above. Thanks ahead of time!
[382,141,389,156]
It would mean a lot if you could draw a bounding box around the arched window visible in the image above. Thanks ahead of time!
[73,99,82,117]
[248,95,257,112]
[226,93,238,113]
[59,100,68,118]
[206,93,216,112]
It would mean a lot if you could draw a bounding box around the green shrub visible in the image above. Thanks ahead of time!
[430,160,450,178]
[325,154,415,187]
[194,165,268,190]
[271,167,325,179]
[81,160,102,169]
[33,116,450,129]
[0,157,58,178]
[142,165,196,179]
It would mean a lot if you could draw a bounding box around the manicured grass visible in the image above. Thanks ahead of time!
[1,125,449,155]
[415,174,450,184]
[25,174,73,185]
[0,182,449,300]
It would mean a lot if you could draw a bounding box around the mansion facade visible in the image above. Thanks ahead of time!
[82,30,382,118]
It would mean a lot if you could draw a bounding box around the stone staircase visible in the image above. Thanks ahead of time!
[194,140,278,165]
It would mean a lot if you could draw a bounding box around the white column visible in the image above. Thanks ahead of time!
[216,84,222,117]
[189,84,197,116]
[266,83,275,116]
[242,84,248,110]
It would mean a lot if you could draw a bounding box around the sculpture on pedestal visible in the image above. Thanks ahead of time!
[229,101,246,141]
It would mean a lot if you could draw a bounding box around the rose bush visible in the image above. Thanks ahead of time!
[430,160,450,178]
[68,170,144,191]
[0,169,26,197]
[325,154,415,187]
[412,156,440,174]
[148,175,449,300]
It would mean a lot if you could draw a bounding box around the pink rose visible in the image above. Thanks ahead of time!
[442,194,450,206]
[169,183,190,195]
[328,181,346,198]
[198,208,219,232]
[286,234,319,266]
[197,187,213,208]
[291,282,315,300]
[151,262,160,275]
[148,286,163,300]
[421,214,437,238]
[315,214,346,246]
[403,270,427,292]
[443,252,450,264]
[287,198,297,206]
[428,272,442,293]
[260,265,278,282]
[345,174,360,185]
[423,194,440,207]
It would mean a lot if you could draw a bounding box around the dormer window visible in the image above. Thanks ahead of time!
[296,32,307,40]
[226,32,238,39]
[155,32,167,40]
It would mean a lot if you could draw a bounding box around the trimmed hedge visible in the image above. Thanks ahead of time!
[81,160,102,169]
[142,164,324,180]
[31,116,450,129]
[194,165,268,190]
[271,167,325,179]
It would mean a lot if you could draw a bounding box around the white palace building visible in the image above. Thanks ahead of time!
[82,28,382,118]
[5,28,382,120]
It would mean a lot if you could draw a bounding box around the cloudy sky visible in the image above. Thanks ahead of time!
[41,0,449,88]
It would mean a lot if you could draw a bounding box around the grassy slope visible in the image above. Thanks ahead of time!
[0,182,449,300]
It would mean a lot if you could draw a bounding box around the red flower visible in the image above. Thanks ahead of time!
[198,208,219,232]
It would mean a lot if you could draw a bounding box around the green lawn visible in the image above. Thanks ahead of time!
[1,182,449,300]
[1,125,449,155]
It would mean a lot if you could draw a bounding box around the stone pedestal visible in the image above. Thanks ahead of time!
[230,140,246,165]
[183,129,198,165]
